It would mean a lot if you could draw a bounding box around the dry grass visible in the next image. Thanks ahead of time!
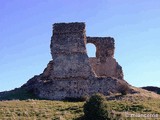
[0,100,83,120]
[0,87,160,120]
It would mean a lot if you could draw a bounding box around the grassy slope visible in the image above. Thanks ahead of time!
[0,97,160,120]
[0,87,160,120]
[0,100,84,120]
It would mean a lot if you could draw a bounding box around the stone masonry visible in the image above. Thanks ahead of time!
[87,37,123,79]
[22,22,132,100]
[50,23,95,79]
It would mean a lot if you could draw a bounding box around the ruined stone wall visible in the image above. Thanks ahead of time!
[87,37,123,79]
[88,57,123,79]
[87,37,115,60]
[50,23,95,79]
[25,75,128,100]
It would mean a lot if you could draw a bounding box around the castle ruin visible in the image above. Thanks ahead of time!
[22,22,131,100]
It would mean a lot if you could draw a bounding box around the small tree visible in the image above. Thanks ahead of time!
[83,93,110,120]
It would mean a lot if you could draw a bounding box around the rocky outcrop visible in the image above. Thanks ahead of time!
[21,22,134,100]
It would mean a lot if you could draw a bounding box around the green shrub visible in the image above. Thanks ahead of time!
[83,93,110,120]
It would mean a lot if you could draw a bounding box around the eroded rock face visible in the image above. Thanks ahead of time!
[22,22,132,100]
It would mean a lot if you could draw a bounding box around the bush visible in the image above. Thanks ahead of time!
[83,93,110,120]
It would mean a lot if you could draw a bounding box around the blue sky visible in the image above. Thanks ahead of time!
[0,0,160,91]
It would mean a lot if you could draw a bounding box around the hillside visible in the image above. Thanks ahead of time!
[142,86,160,94]
[0,87,160,119]
[0,94,160,119]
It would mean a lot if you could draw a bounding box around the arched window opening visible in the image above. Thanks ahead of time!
[86,43,96,57]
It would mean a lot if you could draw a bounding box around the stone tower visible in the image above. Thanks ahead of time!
[50,23,95,79]
[22,22,132,100]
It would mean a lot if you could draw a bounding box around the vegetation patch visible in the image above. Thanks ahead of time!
[0,95,160,120]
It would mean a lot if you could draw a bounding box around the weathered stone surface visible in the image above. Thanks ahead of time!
[87,37,115,59]
[50,23,94,79]
[23,76,129,100]
[42,60,53,79]
[89,57,123,79]
[87,37,123,79]
[22,22,132,100]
